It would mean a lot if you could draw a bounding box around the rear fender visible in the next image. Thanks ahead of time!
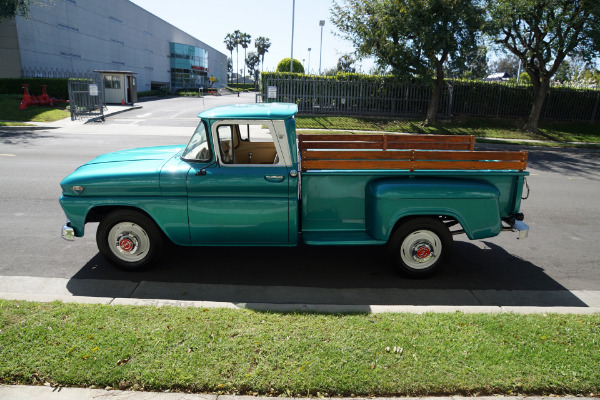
[365,178,502,241]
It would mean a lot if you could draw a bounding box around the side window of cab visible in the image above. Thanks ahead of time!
[213,120,291,166]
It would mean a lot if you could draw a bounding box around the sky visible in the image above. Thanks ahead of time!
[129,0,374,75]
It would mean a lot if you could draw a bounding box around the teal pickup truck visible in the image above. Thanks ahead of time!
[60,103,529,277]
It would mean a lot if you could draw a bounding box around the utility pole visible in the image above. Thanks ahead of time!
[290,0,296,73]
[318,20,325,75]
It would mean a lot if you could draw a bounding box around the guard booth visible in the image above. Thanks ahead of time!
[95,70,138,104]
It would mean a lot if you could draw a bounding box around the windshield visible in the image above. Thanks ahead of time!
[181,120,211,161]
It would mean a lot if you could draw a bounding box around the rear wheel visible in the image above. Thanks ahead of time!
[96,210,163,270]
[388,217,453,278]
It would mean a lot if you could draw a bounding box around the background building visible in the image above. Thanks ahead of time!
[0,0,227,92]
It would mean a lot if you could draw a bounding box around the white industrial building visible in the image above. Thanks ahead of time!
[0,0,227,93]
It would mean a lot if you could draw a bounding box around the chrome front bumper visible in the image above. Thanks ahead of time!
[62,219,75,241]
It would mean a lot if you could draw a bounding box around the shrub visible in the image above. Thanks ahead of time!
[0,78,69,99]
[276,58,305,74]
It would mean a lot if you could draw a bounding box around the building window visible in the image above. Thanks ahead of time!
[169,42,209,89]
[104,75,121,89]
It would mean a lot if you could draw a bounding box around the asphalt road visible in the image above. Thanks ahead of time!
[1,93,599,307]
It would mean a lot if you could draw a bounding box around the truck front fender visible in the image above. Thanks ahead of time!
[59,195,190,245]
[365,178,502,241]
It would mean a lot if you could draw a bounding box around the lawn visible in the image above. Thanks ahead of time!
[1,300,599,396]
[0,94,70,123]
[295,115,600,144]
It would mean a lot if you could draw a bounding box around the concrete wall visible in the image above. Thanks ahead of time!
[10,0,226,90]
[0,19,22,78]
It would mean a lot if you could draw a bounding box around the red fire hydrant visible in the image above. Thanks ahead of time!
[19,84,33,110]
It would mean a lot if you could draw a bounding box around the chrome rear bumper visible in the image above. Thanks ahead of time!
[513,220,529,239]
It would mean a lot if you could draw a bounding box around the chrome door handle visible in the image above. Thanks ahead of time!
[264,175,284,182]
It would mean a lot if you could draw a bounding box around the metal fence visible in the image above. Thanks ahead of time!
[262,75,600,122]
[67,73,105,121]
[22,67,97,80]
[22,67,106,121]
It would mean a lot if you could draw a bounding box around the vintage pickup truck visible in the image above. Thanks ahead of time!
[60,103,529,277]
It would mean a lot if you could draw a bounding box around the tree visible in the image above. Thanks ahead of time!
[276,58,304,73]
[0,0,30,21]
[255,36,271,73]
[554,60,573,83]
[489,54,520,77]
[226,57,233,85]
[246,51,261,89]
[446,45,489,79]
[485,0,600,131]
[224,34,236,85]
[239,32,252,87]
[331,0,483,124]
[337,54,356,73]
[232,30,242,87]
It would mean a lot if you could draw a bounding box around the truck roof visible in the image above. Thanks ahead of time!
[197,103,298,120]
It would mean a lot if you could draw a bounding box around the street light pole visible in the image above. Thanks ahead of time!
[290,0,296,73]
[308,48,311,74]
[319,20,325,75]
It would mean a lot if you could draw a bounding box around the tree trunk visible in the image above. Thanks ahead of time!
[425,62,445,125]
[524,75,550,132]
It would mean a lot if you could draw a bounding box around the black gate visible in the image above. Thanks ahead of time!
[67,72,105,121]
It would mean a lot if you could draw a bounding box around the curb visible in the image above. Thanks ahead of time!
[1,293,599,315]
[0,386,598,400]
[85,104,143,123]
[1,276,600,315]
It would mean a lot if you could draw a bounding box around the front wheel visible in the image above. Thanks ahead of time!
[388,217,453,278]
[96,210,164,270]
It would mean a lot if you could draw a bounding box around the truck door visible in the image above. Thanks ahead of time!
[187,120,297,245]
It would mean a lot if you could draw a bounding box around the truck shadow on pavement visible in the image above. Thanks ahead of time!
[0,127,58,144]
[67,239,588,308]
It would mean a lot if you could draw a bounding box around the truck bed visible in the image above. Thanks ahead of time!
[298,134,529,244]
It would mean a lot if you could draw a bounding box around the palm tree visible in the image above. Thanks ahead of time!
[239,32,252,87]
[232,30,241,86]
[224,33,236,85]
[255,36,271,74]
[246,51,261,89]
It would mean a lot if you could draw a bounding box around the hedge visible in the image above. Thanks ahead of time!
[0,78,69,99]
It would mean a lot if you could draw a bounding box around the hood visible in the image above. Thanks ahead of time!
[85,145,184,165]
[61,145,184,196]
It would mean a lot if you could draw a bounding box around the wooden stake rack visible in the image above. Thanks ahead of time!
[298,134,528,172]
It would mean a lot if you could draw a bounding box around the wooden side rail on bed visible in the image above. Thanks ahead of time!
[298,134,476,151]
[298,134,528,172]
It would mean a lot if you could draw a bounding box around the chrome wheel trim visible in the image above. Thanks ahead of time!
[107,222,150,263]
[400,230,442,270]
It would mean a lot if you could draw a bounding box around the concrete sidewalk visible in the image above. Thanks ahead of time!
[0,386,597,400]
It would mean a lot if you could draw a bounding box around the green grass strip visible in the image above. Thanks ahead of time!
[1,300,599,396]
[295,116,600,144]
[0,94,70,123]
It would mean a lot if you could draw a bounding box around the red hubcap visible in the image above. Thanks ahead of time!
[119,237,134,252]
[416,246,431,259]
